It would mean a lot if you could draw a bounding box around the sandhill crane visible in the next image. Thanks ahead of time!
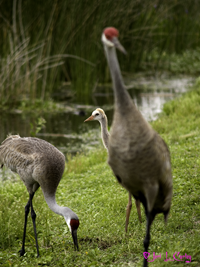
[101,27,172,267]
[84,108,142,232]
[0,135,79,257]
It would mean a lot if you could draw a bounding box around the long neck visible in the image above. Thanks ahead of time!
[43,193,79,233]
[44,194,66,216]
[104,45,133,111]
[99,116,109,151]
[104,44,154,142]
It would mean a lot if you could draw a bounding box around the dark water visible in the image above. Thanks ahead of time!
[0,75,194,155]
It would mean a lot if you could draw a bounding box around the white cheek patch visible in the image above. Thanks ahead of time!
[65,217,72,232]
[101,33,114,47]
[92,110,100,120]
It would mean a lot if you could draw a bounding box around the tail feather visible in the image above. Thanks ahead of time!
[164,209,170,224]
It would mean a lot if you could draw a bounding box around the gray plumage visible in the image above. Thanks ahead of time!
[102,27,172,267]
[0,135,79,257]
[84,108,142,232]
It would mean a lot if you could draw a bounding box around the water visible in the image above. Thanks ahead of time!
[0,75,194,155]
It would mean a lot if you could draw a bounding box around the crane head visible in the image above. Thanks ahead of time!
[84,108,106,123]
[64,213,80,250]
[70,218,79,250]
[102,27,127,54]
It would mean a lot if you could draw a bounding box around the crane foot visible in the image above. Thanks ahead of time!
[19,248,25,256]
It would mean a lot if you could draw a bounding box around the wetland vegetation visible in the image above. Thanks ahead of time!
[0,0,200,266]
[0,0,200,108]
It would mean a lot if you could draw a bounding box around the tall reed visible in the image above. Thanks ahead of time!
[0,0,200,106]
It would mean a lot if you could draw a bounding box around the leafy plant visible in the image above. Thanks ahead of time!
[30,117,46,137]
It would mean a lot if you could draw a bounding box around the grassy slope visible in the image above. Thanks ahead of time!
[1,87,200,266]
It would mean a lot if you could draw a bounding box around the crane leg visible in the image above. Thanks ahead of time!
[30,193,40,257]
[19,193,39,258]
[19,194,33,256]
[135,199,142,223]
[125,195,142,233]
[143,211,155,267]
[125,193,132,232]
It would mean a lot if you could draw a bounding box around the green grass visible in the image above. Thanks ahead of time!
[1,87,200,266]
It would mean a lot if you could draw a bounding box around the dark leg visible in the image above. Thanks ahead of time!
[19,194,33,256]
[29,193,40,257]
[19,193,39,257]
[143,211,155,267]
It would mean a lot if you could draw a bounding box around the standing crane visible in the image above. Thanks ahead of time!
[101,27,173,267]
[0,135,79,257]
[84,108,142,232]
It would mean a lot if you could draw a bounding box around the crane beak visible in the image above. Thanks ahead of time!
[112,37,127,55]
[72,229,79,251]
[84,115,94,122]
